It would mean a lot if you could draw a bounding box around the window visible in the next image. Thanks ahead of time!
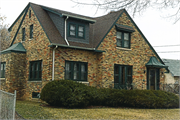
[69,23,85,38]
[32,92,40,98]
[22,28,25,41]
[114,65,132,89]
[0,62,6,78]
[30,24,33,39]
[29,10,31,18]
[117,31,130,48]
[65,61,87,81]
[29,60,42,81]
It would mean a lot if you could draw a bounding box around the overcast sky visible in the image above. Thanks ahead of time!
[1,0,180,60]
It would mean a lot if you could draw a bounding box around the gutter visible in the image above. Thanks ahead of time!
[62,13,96,23]
[52,45,58,80]
[48,43,105,53]
[64,16,69,46]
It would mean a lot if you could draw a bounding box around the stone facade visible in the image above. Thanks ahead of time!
[0,5,167,100]
[97,13,166,89]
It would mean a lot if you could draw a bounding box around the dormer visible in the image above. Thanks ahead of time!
[41,6,96,45]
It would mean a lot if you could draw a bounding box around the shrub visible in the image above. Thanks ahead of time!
[41,80,179,109]
[40,80,90,108]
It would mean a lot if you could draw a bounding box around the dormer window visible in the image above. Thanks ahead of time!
[117,31,130,48]
[115,24,135,49]
[69,23,85,39]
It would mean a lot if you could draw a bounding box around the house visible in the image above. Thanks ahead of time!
[0,2,168,100]
[162,59,180,84]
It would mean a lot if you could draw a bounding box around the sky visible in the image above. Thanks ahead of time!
[0,0,180,60]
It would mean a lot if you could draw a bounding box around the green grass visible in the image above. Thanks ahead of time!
[16,100,180,119]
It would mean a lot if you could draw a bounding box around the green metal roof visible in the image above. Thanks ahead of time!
[0,42,26,54]
[146,57,168,68]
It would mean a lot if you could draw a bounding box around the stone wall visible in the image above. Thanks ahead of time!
[4,6,52,100]
[97,13,166,89]
[0,52,26,99]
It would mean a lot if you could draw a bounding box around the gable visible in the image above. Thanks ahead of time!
[9,3,66,46]
[96,9,166,66]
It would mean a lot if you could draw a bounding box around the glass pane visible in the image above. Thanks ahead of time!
[124,41,129,48]
[30,72,32,79]
[1,64,3,70]
[121,67,125,85]
[78,32,83,37]
[70,31,75,36]
[4,64,6,71]
[81,64,86,80]
[78,26,84,32]
[39,71,41,79]
[66,72,71,80]
[81,64,85,72]
[117,39,122,47]
[70,25,75,30]
[114,76,119,83]
[117,32,122,39]
[114,66,119,74]
[66,63,70,71]
[124,33,129,40]
[74,63,79,80]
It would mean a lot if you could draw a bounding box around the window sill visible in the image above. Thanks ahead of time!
[28,80,42,82]
[0,78,5,80]
[116,47,132,51]
[77,81,89,85]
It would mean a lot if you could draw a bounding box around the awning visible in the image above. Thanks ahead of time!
[146,57,168,68]
[0,42,26,54]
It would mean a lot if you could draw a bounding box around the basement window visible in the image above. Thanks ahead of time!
[32,92,40,98]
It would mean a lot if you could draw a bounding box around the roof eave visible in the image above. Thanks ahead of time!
[62,13,96,23]
[48,43,105,52]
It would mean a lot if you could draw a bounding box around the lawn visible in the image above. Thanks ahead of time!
[16,100,180,119]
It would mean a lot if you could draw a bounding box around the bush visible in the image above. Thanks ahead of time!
[40,80,90,108]
[41,80,179,109]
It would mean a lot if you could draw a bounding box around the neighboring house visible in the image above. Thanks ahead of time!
[162,59,180,84]
[0,2,168,100]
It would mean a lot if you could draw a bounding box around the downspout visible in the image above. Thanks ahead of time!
[65,16,69,46]
[52,45,58,80]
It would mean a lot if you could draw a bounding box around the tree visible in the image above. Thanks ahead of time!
[0,8,10,51]
[71,0,180,23]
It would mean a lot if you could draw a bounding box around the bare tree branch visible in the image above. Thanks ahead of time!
[71,0,180,23]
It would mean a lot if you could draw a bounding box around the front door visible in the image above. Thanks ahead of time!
[147,68,160,90]
[149,69,156,90]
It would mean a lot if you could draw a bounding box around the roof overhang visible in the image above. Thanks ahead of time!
[62,13,96,23]
[146,57,168,68]
[48,43,105,53]
[115,24,135,33]
[0,42,26,54]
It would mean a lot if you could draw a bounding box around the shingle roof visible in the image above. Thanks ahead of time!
[162,59,180,76]
[29,3,123,48]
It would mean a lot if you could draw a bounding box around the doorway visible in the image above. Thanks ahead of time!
[149,69,156,90]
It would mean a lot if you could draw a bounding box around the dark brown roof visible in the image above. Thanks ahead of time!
[30,3,66,45]
[30,3,124,48]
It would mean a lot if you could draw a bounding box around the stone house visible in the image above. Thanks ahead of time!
[162,59,180,84]
[0,2,168,100]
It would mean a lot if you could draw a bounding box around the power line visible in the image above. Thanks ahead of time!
[153,44,180,47]
[157,51,180,53]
